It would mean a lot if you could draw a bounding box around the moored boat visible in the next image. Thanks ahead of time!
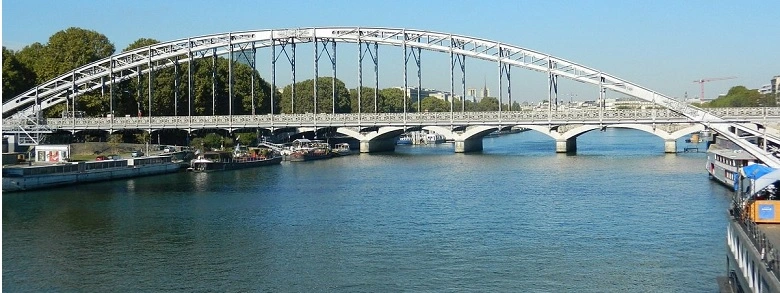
[189,147,281,172]
[332,143,353,157]
[2,155,180,192]
[397,134,412,145]
[706,143,760,189]
[288,139,332,162]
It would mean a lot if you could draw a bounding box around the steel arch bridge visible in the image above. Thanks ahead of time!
[2,27,715,120]
[2,27,778,165]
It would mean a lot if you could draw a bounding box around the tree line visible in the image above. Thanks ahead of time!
[694,86,777,108]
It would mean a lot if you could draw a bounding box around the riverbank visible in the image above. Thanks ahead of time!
[68,142,167,161]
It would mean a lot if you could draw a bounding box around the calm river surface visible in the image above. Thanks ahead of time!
[3,129,732,292]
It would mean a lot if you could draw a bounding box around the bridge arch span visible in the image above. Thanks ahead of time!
[337,127,404,153]
[4,27,715,124]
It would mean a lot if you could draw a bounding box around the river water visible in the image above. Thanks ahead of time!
[3,129,732,292]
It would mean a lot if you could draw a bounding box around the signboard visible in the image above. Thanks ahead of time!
[759,204,775,220]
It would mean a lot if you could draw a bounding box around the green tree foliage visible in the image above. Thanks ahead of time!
[107,134,123,153]
[203,133,225,149]
[190,137,204,152]
[705,86,774,107]
[349,87,381,113]
[7,30,276,119]
[279,77,351,114]
[414,96,451,112]
[111,38,274,117]
[24,27,115,83]
[234,132,257,147]
[476,97,500,111]
[134,132,150,144]
[2,47,37,103]
[14,42,46,83]
[124,38,159,52]
[377,88,411,113]
[12,28,114,117]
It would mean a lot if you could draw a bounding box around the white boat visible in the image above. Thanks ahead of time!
[706,143,759,189]
[332,143,353,157]
[425,133,446,144]
[397,134,412,145]
[2,155,181,192]
[286,139,332,162]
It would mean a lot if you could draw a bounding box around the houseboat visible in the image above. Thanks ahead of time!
[332,143,353,157]
[288,139,332,162]
[189,146,281,172]
[2,155,180,192]
[706,142,759,189]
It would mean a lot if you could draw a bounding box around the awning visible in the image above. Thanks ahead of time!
[753,169,780,196]
[740,164,780,196]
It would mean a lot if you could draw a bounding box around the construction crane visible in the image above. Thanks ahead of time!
[693,76,737,101]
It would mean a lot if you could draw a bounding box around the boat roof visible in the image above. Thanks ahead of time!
[709,145,756,160]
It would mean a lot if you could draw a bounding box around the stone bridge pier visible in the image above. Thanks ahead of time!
[425,126,498,153]
[337,127,405,153]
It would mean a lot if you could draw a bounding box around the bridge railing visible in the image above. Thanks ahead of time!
[24,109,695,130]
[5,108,779,132]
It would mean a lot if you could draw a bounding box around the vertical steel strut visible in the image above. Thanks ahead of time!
[251,42,256,115]
[271,33,276,116]
[148,47,153,127]
[187,38,192,127]
[212,49,216,116]
[374,42,379,114]
[313,36,318,116]
[228,33,233,124]
[174,58,179,116]
[403,30,408,121]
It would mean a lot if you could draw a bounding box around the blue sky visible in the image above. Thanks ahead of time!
[3,0,778,102]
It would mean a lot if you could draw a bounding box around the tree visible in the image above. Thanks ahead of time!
[349,87,380,113]
[14,42,46,83]
[416,96,450,112]
[706,86,769,107]
[378,87,410,113]
[234,132,257,146]
[2,47,37,103]
[134,132,150,145]
[203,133,224,150]
[107,134,123,153]
[477,97,500,111]
[11,28,114,118]
[36,27,115,82]
[280,77,351,114]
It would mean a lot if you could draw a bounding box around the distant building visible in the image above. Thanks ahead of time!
[759,84,773,94]
[772,75,780,94]
[481,86,490,99]
[467,88,477,98]
[394,87,452,102]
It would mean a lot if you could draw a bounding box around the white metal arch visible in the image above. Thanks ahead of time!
[3,27,717,123]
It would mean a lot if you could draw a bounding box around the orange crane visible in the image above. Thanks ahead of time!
[693,76,737,101]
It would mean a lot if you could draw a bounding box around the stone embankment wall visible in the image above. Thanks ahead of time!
[69,142,164,155]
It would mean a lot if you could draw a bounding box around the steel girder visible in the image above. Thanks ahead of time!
[3,27,715,124]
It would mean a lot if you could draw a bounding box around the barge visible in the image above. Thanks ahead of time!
[2,155,180,192]
[722,164,780,292]
[189,146,282,172]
